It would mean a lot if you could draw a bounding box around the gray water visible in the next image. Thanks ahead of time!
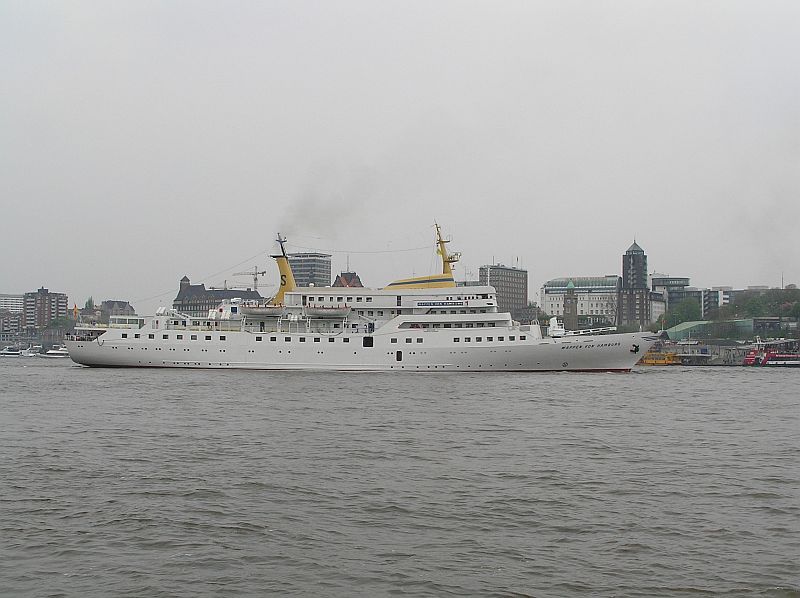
[1,359,798,597]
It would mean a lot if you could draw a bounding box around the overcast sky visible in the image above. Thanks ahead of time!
[2,1,799,313]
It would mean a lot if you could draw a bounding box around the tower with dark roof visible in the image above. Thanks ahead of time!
[618,240,650,329]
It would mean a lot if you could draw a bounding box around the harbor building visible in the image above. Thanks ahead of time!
[23,287,68,331]
[479,264,527,319]
[173,276,262,318]
[541,276,620,326]
[332,271,364,287]
[1,310,23,342]
[651,275,718,319]
[288,252,332,288]
[619,241,651,329]
[0,293,24,313]
[101,300,136,317]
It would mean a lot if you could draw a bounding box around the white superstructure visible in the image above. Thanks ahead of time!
[66,227,660,372]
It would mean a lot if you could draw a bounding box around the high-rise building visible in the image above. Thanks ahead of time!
[479,263,527,318]
[288,253,332,288]
[23,287,68,330]
[619,241,650,328]
[0,293,24,313]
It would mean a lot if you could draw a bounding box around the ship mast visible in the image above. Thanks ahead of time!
[435,222,461,276]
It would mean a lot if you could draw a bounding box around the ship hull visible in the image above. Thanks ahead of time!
[66,330,659,372]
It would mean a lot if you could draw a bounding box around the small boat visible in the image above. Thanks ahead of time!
[20,344,42,357]
[0,346,21,357]
[743,338,800,367]
[638,350,681,366]
[240,304,286,317]
[304,304,352,318]
[40,344,70,358]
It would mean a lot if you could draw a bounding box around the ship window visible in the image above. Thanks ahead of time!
[314,338,320,342]
[405,338,412,344]
[299,337,306,342]
[520,335,526,340]
[205,335,211,340]
[135,334,140,339]
[397,296,402,306]
[220,336,226,341]
[366,297,372,302]
[343,338,350,343]
[270,337,276,341]
[191,335,197,340]
[476,337,482,342]
[363,337,373,348]
[509,336,515,341]
[163,334,168,339]
[465,337,471,342]
[416,338,422,343]
[454,338,460,342]
[391,338,397,343]
[368,311,373,316]
[444,324,451,328]
[256,336,263,341]
[498,336,504,341]
[122,333,127,338]
[378,311,384,316]
[337,297,343,302]
[347,297,353,302]
[487,337,493,341]
[285,337,291,342]
[356,297,363,302]
[328,338,334,342]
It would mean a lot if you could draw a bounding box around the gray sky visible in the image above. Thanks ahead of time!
[2,0,799,314]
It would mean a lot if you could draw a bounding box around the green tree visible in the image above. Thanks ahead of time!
[84,296,94,309]
[664,299,702,328]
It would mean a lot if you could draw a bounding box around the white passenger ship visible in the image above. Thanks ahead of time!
[66,226,660,371]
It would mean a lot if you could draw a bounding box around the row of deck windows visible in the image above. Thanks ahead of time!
[454,335,525,342]
[308,296,373,303]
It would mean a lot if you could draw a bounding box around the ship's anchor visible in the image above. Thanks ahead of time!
[630,344,640,354]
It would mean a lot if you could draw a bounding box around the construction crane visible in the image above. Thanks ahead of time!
[233,266,267,291]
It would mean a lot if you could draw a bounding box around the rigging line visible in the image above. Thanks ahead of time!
[285,243,432,254]
[133,249,269,304]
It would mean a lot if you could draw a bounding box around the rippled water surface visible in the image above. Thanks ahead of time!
[1,359,798,597]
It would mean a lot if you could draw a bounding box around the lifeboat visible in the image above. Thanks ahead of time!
[240,304,286,317]
[304,304,352,318]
